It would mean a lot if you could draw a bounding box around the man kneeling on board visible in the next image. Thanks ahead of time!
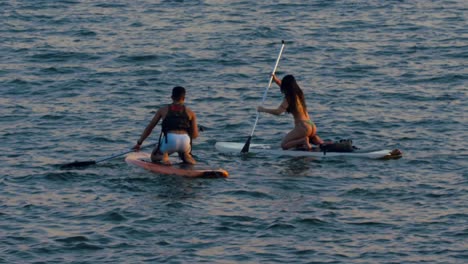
[133,86,199,165]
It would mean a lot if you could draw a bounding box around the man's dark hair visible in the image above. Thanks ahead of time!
[172,86,186,100]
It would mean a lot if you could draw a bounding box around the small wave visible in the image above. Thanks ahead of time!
[165,201,186,208]
[294,249,316,256]
[348,221,396,228]
[9,78,30,85]
[29,51,100,63]
[220,190,275,199]
[115,54,159,63]
[444,213,468,220]
[81,210,127,222]
[73,29,97,37]
[40,66,87,74]
[43,172,74,181]
[425,192,455,198]
[94,3,128,8]
[406,74,467,84]
[39,114,66,120]
[55,235,89,243]
[342,187,407,199]
[130,22,144,27]
[157,240,171,246]
[66,242,103,251]
[218,215,257,222]
[266,222,296,230]
[295,217,328,226]
[108,225,155,239]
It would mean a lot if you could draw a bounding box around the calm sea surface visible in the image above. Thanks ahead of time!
[1,0,467,263]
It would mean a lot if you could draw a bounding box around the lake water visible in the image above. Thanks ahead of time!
[1,0,467,263]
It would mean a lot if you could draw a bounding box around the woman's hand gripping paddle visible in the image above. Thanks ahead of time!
[241,40,285,153]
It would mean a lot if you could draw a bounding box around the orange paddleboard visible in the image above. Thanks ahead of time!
[125,152,228,178]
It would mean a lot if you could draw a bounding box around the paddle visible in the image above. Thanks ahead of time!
[60,143,154,169]
[59,125,206,169]
[241,40,285,153]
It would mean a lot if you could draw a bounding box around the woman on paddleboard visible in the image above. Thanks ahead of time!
[257,74,323,150]
[133,86,199,164]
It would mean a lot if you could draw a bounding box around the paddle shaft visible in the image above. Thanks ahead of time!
[60,143,154,168]
[241,40,285,152]
[94,147,148,163]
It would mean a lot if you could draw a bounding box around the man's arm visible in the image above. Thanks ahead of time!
[134,108,163,150]
[189,109,199,139]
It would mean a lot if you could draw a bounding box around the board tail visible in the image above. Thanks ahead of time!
[380,149,403,160]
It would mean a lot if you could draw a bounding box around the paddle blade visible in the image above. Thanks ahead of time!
[60,160,97,169]
[241,136,252,153]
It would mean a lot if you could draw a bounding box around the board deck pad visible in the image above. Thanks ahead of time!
[126,152,228,178]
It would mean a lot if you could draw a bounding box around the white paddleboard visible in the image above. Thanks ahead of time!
[215,142,402,160]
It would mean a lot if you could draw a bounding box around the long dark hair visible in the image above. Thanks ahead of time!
[280,75,307,115]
